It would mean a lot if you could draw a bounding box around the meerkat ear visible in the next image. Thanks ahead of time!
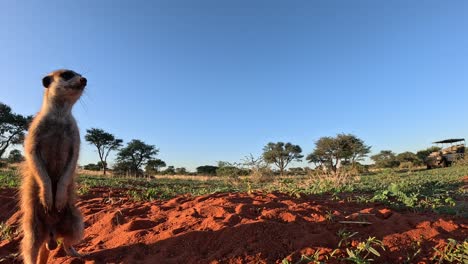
[42,76,52,88]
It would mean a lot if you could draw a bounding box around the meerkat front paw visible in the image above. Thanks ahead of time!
[40,188,53,212]
[55,187,68,211]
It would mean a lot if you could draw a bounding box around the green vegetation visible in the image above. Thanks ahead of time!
[282,234,386,264]
[431,238,468,263]
[282,234,467,264]
[1,163,466,214]
[0,222,17,241]
[0,168,19,188]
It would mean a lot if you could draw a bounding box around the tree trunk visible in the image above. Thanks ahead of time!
[0,145,7,159]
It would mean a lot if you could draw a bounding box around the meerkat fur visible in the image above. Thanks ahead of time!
[20,69,87,264]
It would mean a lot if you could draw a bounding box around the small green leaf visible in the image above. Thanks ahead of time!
[368,247,381,257]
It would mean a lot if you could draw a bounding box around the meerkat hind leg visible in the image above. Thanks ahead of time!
[21,211,47,264]
[58,206,85,258]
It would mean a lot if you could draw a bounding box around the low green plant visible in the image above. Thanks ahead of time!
[0,222,16,241]
[344,237,385,264]
[431,239,467,263]
[403,238,422,264]
[325,210,335,223]
[337,229,359,247]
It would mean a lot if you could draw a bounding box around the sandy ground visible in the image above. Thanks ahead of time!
[0,187,466,263]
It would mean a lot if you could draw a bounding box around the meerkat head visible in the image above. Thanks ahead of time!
[42,69,87,104]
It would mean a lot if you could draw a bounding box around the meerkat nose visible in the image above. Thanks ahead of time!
[80,77,87,86]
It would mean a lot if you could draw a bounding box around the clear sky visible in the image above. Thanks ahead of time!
[1,1,467,171]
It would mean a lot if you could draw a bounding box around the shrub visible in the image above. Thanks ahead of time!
[83,163,101,171]
[196,165,218,176]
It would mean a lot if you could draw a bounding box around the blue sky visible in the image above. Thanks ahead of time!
[1,1,467,171]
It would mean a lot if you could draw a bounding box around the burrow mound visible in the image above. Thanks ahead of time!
[0,187,466,263]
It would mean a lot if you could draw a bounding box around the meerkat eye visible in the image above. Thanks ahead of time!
[42,76,52,88]
[60,71,76,81]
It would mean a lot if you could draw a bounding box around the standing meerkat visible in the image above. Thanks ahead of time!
[20,69,87,264]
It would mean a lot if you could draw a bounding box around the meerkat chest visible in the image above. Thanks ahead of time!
[37,117,79,179]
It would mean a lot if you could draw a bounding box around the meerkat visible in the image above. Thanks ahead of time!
[20,69,87,264]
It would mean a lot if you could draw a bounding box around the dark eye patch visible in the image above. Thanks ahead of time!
[42,76,52,88]
[60,71,76,81]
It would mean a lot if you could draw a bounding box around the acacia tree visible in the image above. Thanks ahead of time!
[85,128,123,175]
[116,139,158,176]
[307,134,370,173]
[0,103,32,158]
[145,159,166,174]
[263,142,303,176]
[338,134,371,166]
[371,150,400,168]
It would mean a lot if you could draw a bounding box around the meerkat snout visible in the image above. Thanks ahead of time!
[80,77,87,87]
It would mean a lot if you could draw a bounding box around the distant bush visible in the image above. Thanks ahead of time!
[416,146,441,162]
[113,161,143,177]
[453,155,468,167]
[196,165,218,176]
[242,154,274,183]
[287,167,307,176]
[83,163,101,171]
[251,167,274,183]
[7,150,24,163]
[340,162,369,175]
[398,161,414,170]
[216,165,249,178]
[175,167,188,175]
[145,159,166,175]
[397,151,422,166]
[371,150,400,168]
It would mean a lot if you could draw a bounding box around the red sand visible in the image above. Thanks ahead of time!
[0,187,466,263]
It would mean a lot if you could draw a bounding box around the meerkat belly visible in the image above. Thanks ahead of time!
[40,133,74,183]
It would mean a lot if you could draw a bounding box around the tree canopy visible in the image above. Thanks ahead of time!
[85,128,123,175]
[263,142,303,176]
[0,103,32,158]
[116,139,158,176]
[371,150,400,168]
[307,134,370,173]
[145,159,166,174]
